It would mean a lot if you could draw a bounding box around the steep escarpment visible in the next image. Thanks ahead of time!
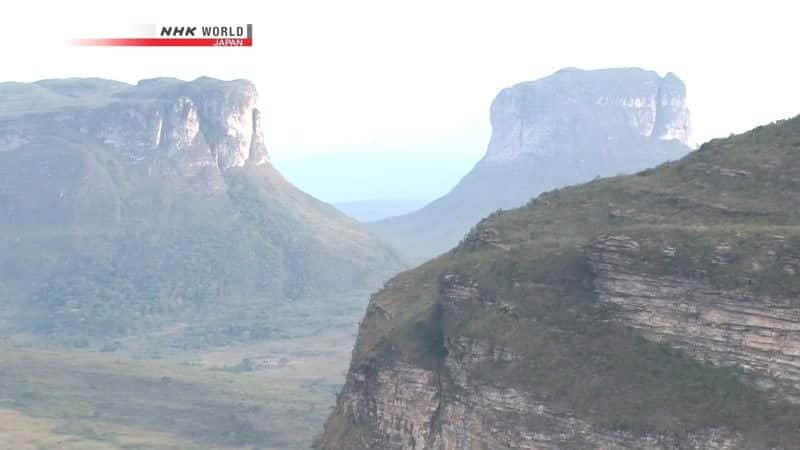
[371,68,692,262]
[0,77,403,344]
[321,116,800,449]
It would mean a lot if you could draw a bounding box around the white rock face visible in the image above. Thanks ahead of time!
[83,78,269,171]
[652,72,691,143]
[249,108,270,166]
[224,100,256,167]
[484,68,691,163]
[191,81,260,169]
[0,77,271,196]
[163,97,200,152]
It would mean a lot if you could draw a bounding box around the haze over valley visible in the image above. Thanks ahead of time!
[274,151,481,222]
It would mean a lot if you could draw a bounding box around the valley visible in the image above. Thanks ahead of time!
[0,291,369,450]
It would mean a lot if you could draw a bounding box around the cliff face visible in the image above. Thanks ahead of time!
[484,68,689,163]
[2,77,268,181]
[371,68,692,262]
[587,233,800,402]
[320,117,800,449]
[324,282,747,449]
[0,77,403,344]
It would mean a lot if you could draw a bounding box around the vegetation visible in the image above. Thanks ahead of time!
[0,78,405,449]
[0,82,403,344]
[349,116,800,445]
[0,287,367,450]
[0,341,328,449]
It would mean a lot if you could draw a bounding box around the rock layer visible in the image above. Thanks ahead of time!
[322,272,751,449]
[587,234,800,401]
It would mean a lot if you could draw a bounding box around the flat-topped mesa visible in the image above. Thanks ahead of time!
[368,67,692,262]
[0,76,270,172]
[0,75,405,345]
[484,67,690,163]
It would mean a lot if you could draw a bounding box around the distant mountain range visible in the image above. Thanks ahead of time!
[0,77,403,345]
[333,199,428,222]
[369,68,692,261]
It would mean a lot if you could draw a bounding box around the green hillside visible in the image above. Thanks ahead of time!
[0,78,404,346]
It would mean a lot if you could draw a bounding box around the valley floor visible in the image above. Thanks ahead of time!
[0,292,371,450]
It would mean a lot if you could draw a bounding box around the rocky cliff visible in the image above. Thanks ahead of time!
[371,68,692,262]
[320,116,800,449]
[587,233,800,402]
[483,68,689,163]
[2,77,268,179]
[0,77,403,345]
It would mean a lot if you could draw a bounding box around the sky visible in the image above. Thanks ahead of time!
[2,0,799,165]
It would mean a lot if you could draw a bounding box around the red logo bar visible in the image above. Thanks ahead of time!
[70,38,252,47]
[69,25,253,47]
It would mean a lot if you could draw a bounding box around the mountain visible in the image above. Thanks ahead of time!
[0,77,403,344]
[370,68,692,261]
[319,116,800,449]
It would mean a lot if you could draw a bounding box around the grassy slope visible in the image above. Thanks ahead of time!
[345,116,800,445]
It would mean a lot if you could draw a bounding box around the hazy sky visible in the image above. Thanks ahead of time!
[2,0,799,162]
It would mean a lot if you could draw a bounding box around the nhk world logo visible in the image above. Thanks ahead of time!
[70,24,253,47]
